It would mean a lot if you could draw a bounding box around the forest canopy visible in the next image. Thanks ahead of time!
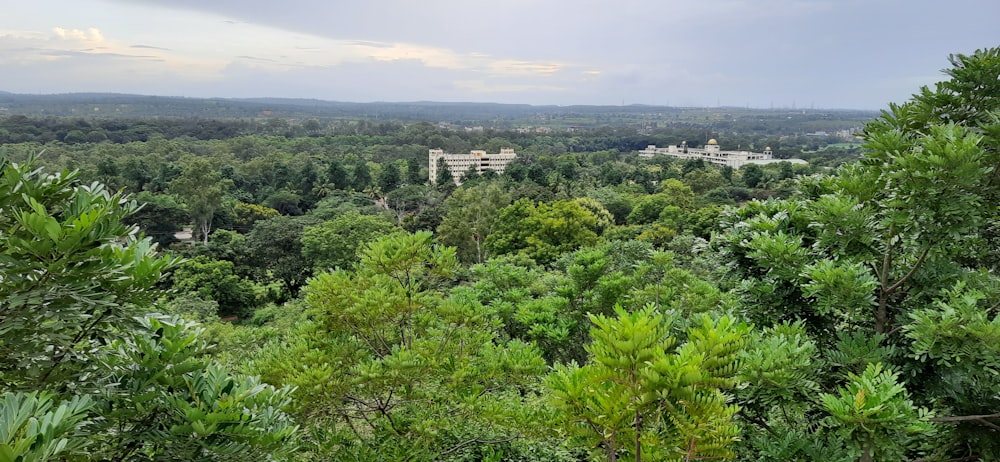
[2,47,999,461]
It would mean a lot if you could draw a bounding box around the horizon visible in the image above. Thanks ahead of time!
[0,90,883,113]
[3,0,998,111]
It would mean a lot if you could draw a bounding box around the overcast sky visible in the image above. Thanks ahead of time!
[2,0,997,109]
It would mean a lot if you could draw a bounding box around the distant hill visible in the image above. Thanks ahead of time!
[0,92,877,130]
[0,93,299,119]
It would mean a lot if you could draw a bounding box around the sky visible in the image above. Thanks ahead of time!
[1,0,997,110]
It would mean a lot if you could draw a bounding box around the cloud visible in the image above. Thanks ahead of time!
[1,27,142,63]
[52,27,104,44]
[305,39,585,84]
[6,0,1000,108]
[0,31,49,63]
[0,25,228,86]
[361,42,469,70]
[344,40,392,49]
[40,49,163,61]
[2,11,595,97]
[453,80,568,94]
[236,55,277,63]
[488,60,565,77]
[131,44,171,51]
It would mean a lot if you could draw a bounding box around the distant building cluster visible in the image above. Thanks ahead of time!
[638,139,807,169]
[836,128,863,139]
[806,129,863,139]
[429,148,518,185]
[514,127,554,134]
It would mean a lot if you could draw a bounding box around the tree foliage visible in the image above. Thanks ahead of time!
[437,181,512,264]
[168,156,232,243]
[170,256,259,317]
[486,198,603,264]
[0,157,178,387]
[301,211,397,271]
[0,158,298,460]
[714,47,1000,460]
[547,307,748,462]
[254,232,558,459]
[3,45,999,462]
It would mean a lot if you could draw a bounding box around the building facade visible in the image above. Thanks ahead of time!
[429,148,518,185]
[638,139,806,169]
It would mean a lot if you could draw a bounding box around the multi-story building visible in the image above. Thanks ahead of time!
[638,139,806,169]
[429,148,518,185]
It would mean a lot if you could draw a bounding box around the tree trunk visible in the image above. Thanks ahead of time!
[199,216,212,244]
[875,290,889,334]
[474,235,483,265]
[605,438,617,462]
[860,439,873,462]
[634,409,642,462]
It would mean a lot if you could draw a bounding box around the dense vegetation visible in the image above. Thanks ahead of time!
[2,47,998,461]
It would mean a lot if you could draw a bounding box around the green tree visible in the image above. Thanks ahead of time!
[778,161,794,180]
[180,229,251,274]
[0,391,94,461]
[587,187,633,225]
[0,157,178,387]
[92,314,298,461]
[740,163,764,188]
[435,157,455,187]
[309,231,457,353]
[232,201,280,232]
[437,182,512,264]
[0,158,298,460]
[169,156,232,243]
[486,199,602,265]
[406,156,423,184]
[573,197,615,235]
[819,363,934,462]
[888,48,1000,271]
[683,168,726,195]
[170,256,259,317]
[627,193,674,226]
[301,211,398,270]
[714,48,1000,459]
[547,307,748,462]
[385,184,436,225]
[127,191,188,248]
[256,232,554,459]
[264,189,303,216]
[296,159,321,205]
[352,161,373,191]
[377,161,402,192]
[325,159,351,190]
[119,154,154,192]
[483,198,536,259]
[244,215,320,295]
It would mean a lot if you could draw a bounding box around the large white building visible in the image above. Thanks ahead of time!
[639,139,807,169]
[429,148,518,185]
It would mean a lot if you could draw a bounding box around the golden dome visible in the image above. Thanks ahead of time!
[765,146,771,150]
[707,139,718,145]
